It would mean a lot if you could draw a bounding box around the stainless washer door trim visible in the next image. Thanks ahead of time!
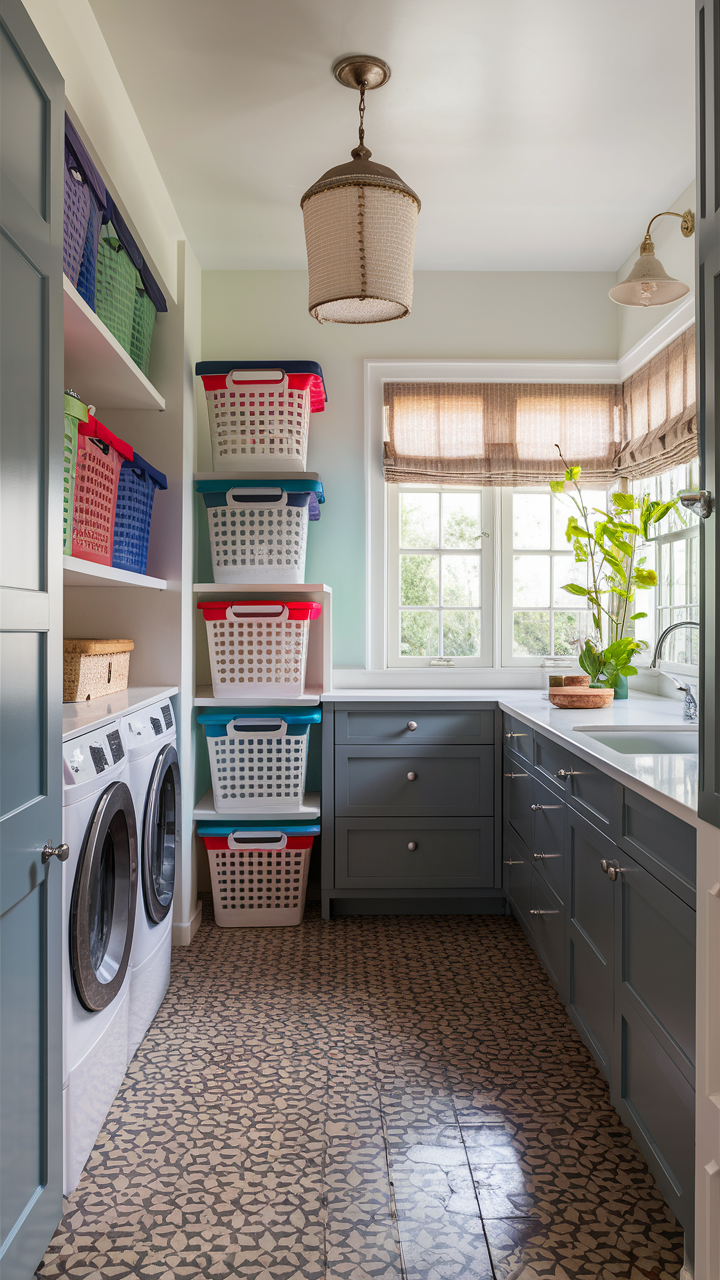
[142,745,180,924]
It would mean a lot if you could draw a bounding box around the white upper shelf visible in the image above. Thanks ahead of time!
[64,557,167,589]
[63,275,165,412]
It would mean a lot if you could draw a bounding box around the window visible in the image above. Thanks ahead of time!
[387,486,494,667]
[631,459,700,669]
[501,488,608,666]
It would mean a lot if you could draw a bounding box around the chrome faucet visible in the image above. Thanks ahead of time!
[650,620,699,723]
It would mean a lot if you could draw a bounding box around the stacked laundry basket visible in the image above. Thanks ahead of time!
[194,362,327,927]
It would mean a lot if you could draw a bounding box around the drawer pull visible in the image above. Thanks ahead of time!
[407,771,417,781]
[530,803,563,811]
[556,768,580,779]
[533,852,561,860]
[407,841,418,851]
[600,858,623,882]
[530,908,559,916]
[406,721,418,731]
[504,771,528,778]
[503,859,524,865]
[506,732,528,738]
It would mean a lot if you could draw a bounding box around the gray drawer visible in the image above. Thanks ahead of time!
[334,818,494,888]
[503,714,533,763]
[619,788,696,905]
[335,745,493,816]
[503,752,535,848]
[529,872,566,998]
[531,780,566,904]
[535,732,621,837]
[503,827,532,923]
[335,704,494,745]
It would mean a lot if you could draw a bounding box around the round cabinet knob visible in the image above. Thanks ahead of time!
[600,858,609,874]
[406,721,418,731]
[556,769,568,779]
[407,841,418,851]
[407,771,417,781]
[42,841,69,865]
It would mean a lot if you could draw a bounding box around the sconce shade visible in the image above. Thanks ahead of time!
[609,229,691,308]
[302,153,420,324]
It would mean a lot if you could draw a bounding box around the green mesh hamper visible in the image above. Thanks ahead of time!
[63,391,88,555]
[94,223,138,353]
[130,281,157,378]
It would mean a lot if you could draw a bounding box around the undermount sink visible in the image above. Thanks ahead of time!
[573,725,699,756]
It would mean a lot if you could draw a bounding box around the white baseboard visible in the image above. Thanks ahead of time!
[172,899,202,947]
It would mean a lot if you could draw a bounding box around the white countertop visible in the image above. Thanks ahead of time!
[322,688,699,826]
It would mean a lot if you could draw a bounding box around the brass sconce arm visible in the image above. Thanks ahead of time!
[641,209,695,253]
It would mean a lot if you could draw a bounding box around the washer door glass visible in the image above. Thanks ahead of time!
[143,745,180,924]
[70,781,138,1012]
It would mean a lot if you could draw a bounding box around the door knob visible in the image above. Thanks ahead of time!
[42,842,69,865]
[407,841,418,851]
[407,771,417,781]
[606,860,623,882]
[406,721,418,731]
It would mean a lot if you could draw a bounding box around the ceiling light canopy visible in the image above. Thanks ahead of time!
[301,55,420,325]
[609,209,695,308]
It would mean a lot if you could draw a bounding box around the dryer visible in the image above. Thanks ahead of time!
[62,720,138,1194]
[122,698,180,1060]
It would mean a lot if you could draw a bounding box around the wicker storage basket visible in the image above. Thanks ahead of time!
[63,639,134,703]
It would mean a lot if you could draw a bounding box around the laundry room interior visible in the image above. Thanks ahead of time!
[2,1,719,1278]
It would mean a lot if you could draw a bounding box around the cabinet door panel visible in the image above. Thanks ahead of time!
[568,812,617,1077]
[620,857,696,1069]
[503,826,531,924]
[335,818,494,888]
[335,706,494,745]
[620,1011,695,1228]
[335,745,493,816]
[530,871,566,998]
[620,788,696,905]
[502,715,533,763]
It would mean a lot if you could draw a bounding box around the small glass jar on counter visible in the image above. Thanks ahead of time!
[540,657,574,699]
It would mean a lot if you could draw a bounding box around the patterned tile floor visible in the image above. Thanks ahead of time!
[38,899,685,1279]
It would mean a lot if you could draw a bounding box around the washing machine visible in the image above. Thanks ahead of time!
[122,698,180,1061]
[62,719,138,1194]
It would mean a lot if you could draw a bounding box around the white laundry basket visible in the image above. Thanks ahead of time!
[198,823,319,927]
[197,599,322,699]
[196,479,324,584]
[196,363,326,473]
[198,707,321,810]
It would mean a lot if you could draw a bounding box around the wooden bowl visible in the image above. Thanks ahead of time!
[548,687,614,709]
[563,674,591,687]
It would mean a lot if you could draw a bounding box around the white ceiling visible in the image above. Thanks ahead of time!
[89,0,695,273]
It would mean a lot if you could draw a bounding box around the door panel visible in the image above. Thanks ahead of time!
[503,753,534,848]
[0,1,64,1275]
[531,780,566,903]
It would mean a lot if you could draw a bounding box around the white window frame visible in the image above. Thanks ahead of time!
[387,484,495,668]
[364,302,695,675]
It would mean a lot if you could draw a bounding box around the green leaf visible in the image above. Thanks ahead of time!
[633,568,657,587]
[629,611,647,620]
[619,665,638,677]
[562,583,589,596]
[549,480,565,494]
[565,465,582,481]
[612,492,636,510]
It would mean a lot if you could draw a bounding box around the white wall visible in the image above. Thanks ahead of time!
[201,269,618,668]
[23,0,185,299]
[615,181,696,358]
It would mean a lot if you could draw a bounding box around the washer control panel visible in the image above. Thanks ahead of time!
[63,721,126,788]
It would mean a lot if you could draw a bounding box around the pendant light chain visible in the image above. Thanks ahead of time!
[358,81,367,150]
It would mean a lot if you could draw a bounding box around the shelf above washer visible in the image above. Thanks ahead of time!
[63,685,178,741]
[64,557,167,589]
[192,582,330,593]
[192,789,320,822]
[63,275,165,412]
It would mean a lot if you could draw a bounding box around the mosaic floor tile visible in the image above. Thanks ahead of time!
[37,903,685,1278]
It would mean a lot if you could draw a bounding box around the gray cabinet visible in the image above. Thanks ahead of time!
[502,713,697,1235]
[322,701,501,917]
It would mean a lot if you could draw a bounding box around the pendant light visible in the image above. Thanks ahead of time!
[609,209,695,307]
[301,55,420,325]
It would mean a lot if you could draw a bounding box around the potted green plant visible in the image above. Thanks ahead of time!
[550,449,682,698]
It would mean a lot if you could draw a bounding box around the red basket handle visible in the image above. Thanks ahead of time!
[225,603,288,622]
[227,830,287,849]
[226,369,288,392]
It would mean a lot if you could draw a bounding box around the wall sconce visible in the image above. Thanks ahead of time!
[609,210,695,308]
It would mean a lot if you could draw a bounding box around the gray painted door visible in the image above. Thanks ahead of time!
[567,811,617,1080]
[0,2,64,1274]
[697,0,720,825]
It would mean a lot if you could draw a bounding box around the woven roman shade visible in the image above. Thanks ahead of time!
[383,327,697,486]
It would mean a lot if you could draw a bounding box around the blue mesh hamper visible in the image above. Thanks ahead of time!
[112,452,167,574]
